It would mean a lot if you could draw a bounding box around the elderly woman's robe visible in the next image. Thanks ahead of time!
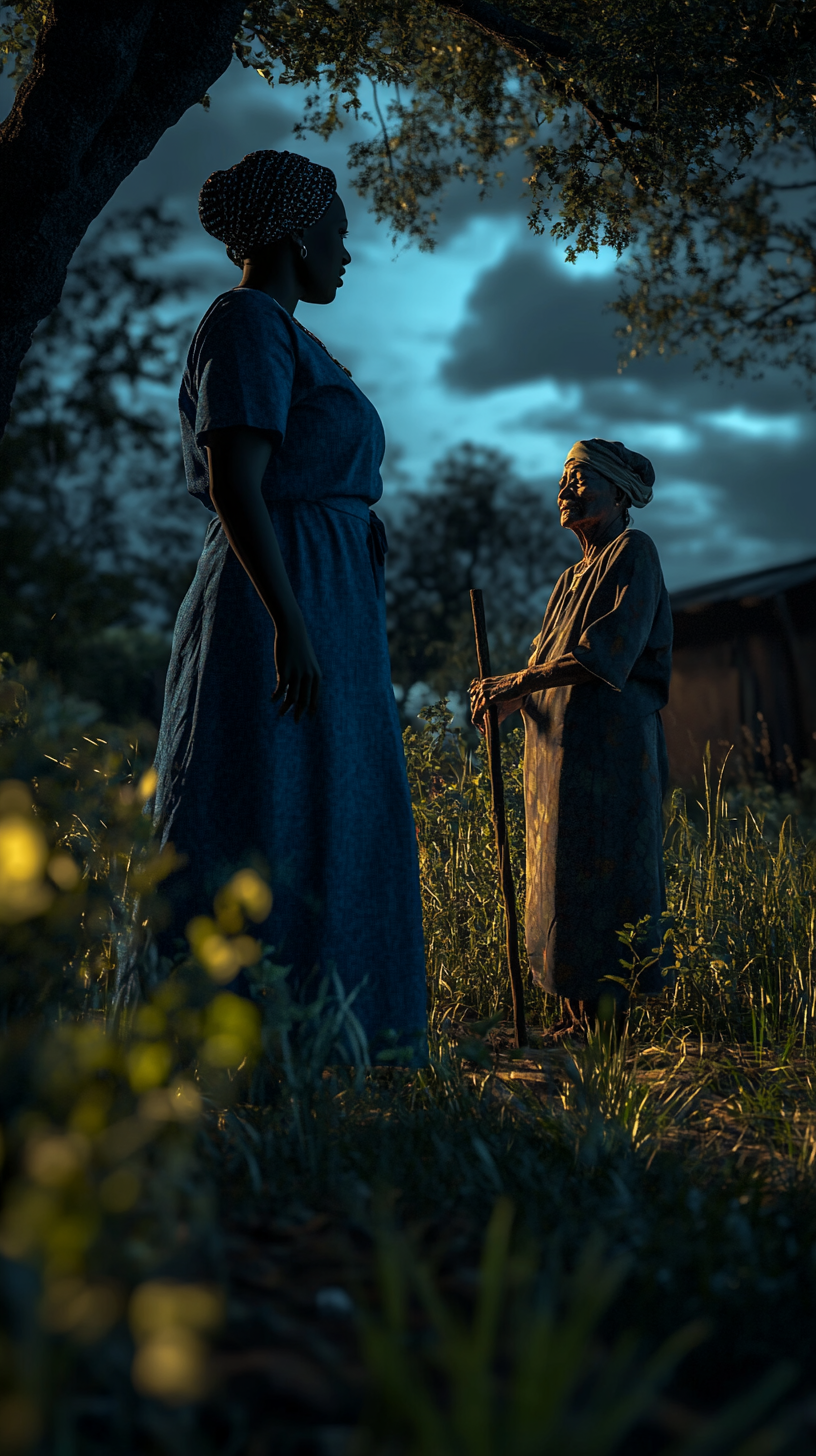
[523,528,673,1003]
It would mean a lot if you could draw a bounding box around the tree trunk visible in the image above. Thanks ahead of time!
[0,0,246,438]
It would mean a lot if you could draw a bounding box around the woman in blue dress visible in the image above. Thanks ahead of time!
[150,149,426,1062]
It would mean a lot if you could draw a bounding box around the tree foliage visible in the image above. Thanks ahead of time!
[1,0,814,420]
[238,0,816,386]
[236,1,811,245]
[0,205,200,721]
[0,0,46,82]
[614,135,816,388]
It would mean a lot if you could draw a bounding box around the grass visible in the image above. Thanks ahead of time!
[3,679,816,1452]
[411,705,816,1049]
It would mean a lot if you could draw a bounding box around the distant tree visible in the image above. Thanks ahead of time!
[0,205,199,722]
[2,2,816,432]
[385,443,571,713]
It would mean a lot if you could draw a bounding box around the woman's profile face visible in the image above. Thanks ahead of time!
[298,193,351,305]
[557,460,619,532]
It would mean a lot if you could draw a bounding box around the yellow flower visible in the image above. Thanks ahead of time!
[26,1131,90,1187]
[127,1041,172,1094]
[202,993,261,1068]
[137,766,158,802]
[129,1280,224,1403]
[187,916,261,984]
[47,852,81,890]
[0,813,53,923]
[221,868,273,923]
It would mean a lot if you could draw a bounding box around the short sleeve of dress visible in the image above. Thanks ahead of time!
[193,292,296,448]
[572,534,662,692]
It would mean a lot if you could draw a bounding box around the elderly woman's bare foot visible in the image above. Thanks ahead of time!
[545,1016,576,1042]
[544,997,631,1045]
[545,1009,589,1044]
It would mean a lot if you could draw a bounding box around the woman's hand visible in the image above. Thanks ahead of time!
[273,608,322,721]
[469,672,527,733]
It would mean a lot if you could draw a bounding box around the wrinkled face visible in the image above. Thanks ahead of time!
[296,193,351,305]
[557,460,621,534]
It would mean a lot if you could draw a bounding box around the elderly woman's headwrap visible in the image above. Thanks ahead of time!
[199,150,337,265]
[564,438,655,508]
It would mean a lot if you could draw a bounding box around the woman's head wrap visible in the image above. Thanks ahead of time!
[564,438,655,508]
[199,150,337,265]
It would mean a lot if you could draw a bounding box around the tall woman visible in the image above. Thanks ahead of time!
[150,150,426,1062]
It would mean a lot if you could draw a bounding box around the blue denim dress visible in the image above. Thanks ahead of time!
[152,289,427,1060]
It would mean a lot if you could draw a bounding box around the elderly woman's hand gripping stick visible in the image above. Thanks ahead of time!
[469,656,594,734]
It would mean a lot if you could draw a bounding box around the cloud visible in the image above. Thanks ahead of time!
[438,236,816,418]
[644,476,806,585]
[440,247,622,392]
[701,407,804,444]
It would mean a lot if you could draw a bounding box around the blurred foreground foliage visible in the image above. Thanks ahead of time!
[2,675,816,1452]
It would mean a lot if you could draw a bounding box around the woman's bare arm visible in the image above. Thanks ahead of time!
[523,654,595,692]
[469,653,594,730]
[206,426,322,721]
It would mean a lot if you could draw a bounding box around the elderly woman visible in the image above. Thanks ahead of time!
[148,150,426,1061]
[470,439,673,1038]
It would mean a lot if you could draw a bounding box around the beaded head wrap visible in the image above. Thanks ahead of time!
[563,438,655,508]
[198,150,337,265]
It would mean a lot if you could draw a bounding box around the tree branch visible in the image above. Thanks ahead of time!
[435,0,572,63]
[747,285,816,328]
[767,179,816,191]
[434,0,638,142]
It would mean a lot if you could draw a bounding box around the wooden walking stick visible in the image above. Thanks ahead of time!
[470,589,528,1048]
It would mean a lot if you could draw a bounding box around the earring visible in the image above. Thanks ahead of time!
[299,243,308,259]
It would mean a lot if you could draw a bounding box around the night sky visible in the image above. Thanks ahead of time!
[9,60,816,592]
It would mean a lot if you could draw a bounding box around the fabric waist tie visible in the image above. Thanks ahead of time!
[319,496,374,524]
[304,495,389,566]
[209,495,388,560]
